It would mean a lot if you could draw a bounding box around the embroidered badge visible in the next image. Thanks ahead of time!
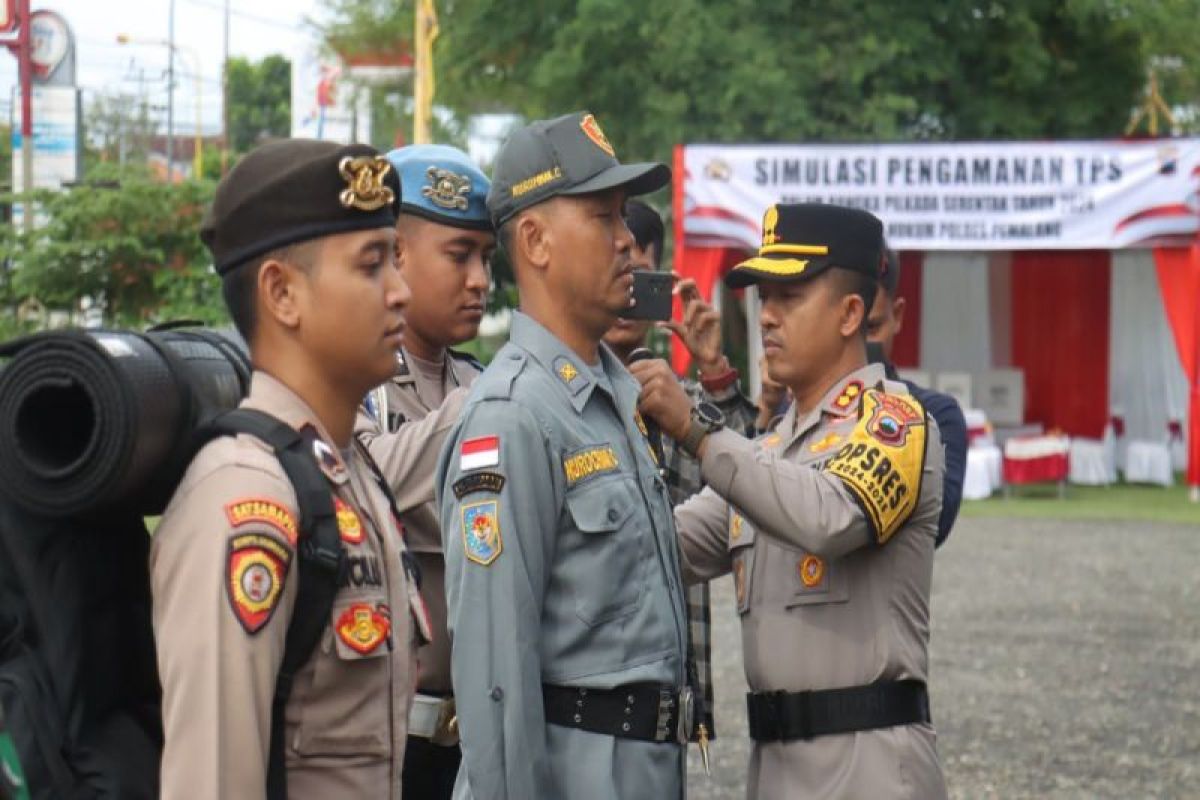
[729,513,744,542]
[563,445,619,486]
[460,436,500,471]
[510,166,563,198]
[461,500,502,566]
[762,205,780,246]
[335,497,364,544]
[224,498,298,545]
[338,155,395,211]
[809,432,843,454]
[866,393,922,447]
[336,602,391,654]
[423,165,472,210]
[832,380,864,412]
[226,533,291,634]
[824,390,928,545]
[579,113,615,157]
[452,471,506,499]
[558,361,579,383]
[733,559,747,607]
[799,554,826,589]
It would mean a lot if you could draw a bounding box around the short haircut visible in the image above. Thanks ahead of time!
[827,266,877,337]
[623,199,665,268]
[221,242,316,342]
[496,217,516,260]
[879,247,901,298]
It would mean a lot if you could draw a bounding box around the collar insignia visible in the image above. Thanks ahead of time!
[338,156,395,211]
[831,380,864,412]
[558,361,579,383]
[423,166,472,210]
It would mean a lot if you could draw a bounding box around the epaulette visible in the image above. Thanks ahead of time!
[473,349,526,401]
[447,347,486,373]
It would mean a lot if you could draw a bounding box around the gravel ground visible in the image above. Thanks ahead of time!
[685,517,1200,799]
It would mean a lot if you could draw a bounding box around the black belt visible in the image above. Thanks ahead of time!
[543,683,692,744]
[747,680,930,742]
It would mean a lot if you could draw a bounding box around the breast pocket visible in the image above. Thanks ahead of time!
[564,476,647,626]
[728,511,755,615]
[785,552,850,608]
[293,595,392,758]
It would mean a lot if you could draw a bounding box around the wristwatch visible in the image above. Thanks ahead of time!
[679,401,726,458]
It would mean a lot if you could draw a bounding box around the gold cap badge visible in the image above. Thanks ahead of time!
[423,166,472,210]
[339,156,395,212]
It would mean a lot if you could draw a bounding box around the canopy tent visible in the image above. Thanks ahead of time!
[671,139,1200,489]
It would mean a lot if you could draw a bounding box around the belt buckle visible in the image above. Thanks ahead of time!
[430,697,459,747]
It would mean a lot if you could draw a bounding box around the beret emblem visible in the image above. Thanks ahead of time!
[423,166,472,210]
[339,156,395,212]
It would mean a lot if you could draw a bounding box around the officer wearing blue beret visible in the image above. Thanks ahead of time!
[355,144,493,799]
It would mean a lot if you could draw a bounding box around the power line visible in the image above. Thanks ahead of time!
[178,0,307,32]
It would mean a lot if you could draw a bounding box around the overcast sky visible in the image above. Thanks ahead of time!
[0,0,323,133]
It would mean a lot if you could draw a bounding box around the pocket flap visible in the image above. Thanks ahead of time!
[566,480,634,534]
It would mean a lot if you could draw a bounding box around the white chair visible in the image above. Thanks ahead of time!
[962,408,1003,499]
[1068,425,1116,486]
[1124,421,1175,487]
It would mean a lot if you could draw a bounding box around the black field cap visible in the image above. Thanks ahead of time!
[486,111,670,228]
[202,139,401,275]
[726,203,885,289]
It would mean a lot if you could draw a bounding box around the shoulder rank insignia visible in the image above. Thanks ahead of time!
[580,113,616,157]
[336,602,391,654]
[824,389,927,545]
[227,533,291,634]
[334,497,364,544]
[729,512,744,542]
[798,554,826,589]
[831,380,864,413]
[338,155,395,211]
[225,497,298,545]
[423,165,472,210]
[302,424,349,485]
[461,500,502,566]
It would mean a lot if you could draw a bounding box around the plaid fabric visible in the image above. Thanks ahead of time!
[665,378,757,739]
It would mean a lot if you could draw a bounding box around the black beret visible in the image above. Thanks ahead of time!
[726,203,884,290]
[201,139,401,276]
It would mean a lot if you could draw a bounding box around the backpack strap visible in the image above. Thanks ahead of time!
[195,409,344,800]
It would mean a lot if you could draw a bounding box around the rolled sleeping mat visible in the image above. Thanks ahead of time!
[0,327,250,518]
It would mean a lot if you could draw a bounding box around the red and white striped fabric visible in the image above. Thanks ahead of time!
[460,436,500,471]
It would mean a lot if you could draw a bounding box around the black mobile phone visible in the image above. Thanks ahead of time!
[623,271,673,321]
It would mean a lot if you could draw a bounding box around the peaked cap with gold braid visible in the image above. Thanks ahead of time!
[725,202,885,289]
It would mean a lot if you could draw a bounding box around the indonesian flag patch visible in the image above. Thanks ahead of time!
[460,436,500,471]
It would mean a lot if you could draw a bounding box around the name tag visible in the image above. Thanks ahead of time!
[563,445,619,486]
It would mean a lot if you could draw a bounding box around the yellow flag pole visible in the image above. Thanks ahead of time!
[413,0,439,144]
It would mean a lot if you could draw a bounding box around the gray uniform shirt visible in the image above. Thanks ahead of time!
[437,311,688,800]
[675,363,947,800]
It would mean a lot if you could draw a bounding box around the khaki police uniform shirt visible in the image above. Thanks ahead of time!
[675,362,947,800]
[436,311,688,800]
[151,372,419,800]
[358,347,480,694]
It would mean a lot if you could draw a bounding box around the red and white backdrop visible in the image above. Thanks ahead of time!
[671,139,1200,487]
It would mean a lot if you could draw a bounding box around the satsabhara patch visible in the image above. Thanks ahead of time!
[335,497,364,544]
[798,554,826,589]
[336,602,391,654]
[227,532,292,634]
[461,500,502,566]
[224,497,298,545]
[867,393,923,447]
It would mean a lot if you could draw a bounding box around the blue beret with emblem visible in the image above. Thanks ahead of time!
[384,144,491,231]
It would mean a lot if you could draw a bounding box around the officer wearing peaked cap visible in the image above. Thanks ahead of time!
[633,202,948,799]
[152,138,426,800]
[436,112,692,800]
[355,143,494,799]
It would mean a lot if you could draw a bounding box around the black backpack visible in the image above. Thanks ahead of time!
[0,408,345,800]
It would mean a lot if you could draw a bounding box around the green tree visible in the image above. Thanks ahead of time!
[0,162,223,326]
[226,55,292,153]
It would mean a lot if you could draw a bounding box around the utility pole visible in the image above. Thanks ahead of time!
[166,0,176,180]
[17,0,32,232]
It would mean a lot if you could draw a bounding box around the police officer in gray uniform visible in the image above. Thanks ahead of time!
[436,111,690,800]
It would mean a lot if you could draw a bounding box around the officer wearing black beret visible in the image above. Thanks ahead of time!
[152,138,428,800]
[634,202,948,799]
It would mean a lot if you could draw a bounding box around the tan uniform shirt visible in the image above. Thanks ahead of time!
[357,347,480,692]
[151,372,419,800]
[675,362,947,800]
